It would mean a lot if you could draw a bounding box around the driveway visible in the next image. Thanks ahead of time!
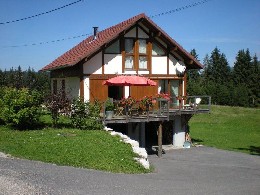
[0,147,259,195]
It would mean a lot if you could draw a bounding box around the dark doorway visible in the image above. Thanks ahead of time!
[108,86,123,100]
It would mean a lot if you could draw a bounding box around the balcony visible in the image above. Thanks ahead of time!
[102,96,211,124]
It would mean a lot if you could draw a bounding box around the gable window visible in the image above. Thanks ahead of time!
[105,40,120,54]
[124,38,148,70]
[139,56,147,69]
[125,38,135,69]
[139,39,147,54]
[138,39,147,69]
[125,56,134,69]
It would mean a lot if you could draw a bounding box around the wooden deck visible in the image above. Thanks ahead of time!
[103,108,210,124]
[103,96,211,124]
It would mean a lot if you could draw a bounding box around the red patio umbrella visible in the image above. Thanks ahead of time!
[102,75,156,86]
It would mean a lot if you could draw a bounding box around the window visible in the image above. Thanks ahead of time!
[125,56,134,69]
[139,39,147,54]
[125,39,135,69]
[125,39,134,53]
[159,80,180,107]
[53,80,57,94]
[105,40,120,54]
[124,38,148,70]
[138,39,148,69]
[139,56,147,69]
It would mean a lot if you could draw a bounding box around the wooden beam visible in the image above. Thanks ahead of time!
[80,76,84,100]
[156,31,161,37]
[158,122,163,158]
[188,60,194,65]
[171,46,178,52]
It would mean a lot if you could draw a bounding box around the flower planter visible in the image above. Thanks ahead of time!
[105,111,114,119]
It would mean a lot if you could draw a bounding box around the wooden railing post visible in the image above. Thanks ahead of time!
[158,122,163,158]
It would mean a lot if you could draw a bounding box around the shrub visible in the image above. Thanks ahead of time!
[70,98,88,129]
[0,88,5,125]
[70,98,103,130]
[0,87,42,129]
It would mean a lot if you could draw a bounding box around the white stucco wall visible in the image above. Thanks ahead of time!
[151,56,168,74]
[66,77,80,99]
[51,77,80,100]
[104,54,122,74]
[169,55,178,75]
[137,70,149,75]
[173,116,186,147]
[83,52,102,74]
[84,77,90,102]
[125,86,130,98]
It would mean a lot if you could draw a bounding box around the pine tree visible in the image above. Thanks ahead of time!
[249,54,260,107]
[187,49,203,95]
[232,49,257,107]
[202,54,212,80]
[13,65,24,89]
[0,69,3,86]
[210,47,231,84]
[233,49,252,85]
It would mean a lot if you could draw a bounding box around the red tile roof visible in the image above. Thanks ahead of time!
[41,13,203,71]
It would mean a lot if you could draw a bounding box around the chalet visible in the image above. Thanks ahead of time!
[42,13,210,151]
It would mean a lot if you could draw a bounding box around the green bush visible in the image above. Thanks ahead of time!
[0,87,42,129]
[70,98,103,130]
[0,88,5,125]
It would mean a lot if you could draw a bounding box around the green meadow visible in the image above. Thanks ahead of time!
[190,105,260,155]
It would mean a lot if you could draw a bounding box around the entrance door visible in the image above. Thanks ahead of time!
[108,86,123,100]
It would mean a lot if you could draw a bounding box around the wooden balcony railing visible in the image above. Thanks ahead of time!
[102,96,211,124]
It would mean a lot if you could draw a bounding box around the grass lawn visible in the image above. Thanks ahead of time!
[189,105,260,155]
[0,124,150,173]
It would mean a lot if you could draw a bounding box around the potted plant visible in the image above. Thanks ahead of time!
[139,96,154,114]
[105,99,115,119]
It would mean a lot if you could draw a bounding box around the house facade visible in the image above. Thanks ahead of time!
[42,13,206,148]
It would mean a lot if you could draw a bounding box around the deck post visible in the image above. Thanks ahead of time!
[158,122,163,158]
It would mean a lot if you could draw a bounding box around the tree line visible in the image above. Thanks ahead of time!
[0,66,50,96]
[187,48,259,107]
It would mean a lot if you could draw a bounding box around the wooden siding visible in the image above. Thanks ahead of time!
[50,64,81,78]
[130,80,158,99]
[89,79,108,102]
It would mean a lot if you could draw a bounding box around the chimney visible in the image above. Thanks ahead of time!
[93,27,98,39]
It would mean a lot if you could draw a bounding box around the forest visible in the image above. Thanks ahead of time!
[188,47,259,108]
[0,47,259,108]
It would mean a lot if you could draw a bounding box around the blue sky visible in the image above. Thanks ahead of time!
[0,0,259,71]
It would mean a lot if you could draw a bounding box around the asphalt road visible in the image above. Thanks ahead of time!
[0,147,259,195]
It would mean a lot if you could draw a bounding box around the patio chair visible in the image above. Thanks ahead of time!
[191,98,201,109]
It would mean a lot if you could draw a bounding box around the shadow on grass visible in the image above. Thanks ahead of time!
[235,146,260,156]
[191,138,204,144]
[7,121,74,131]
